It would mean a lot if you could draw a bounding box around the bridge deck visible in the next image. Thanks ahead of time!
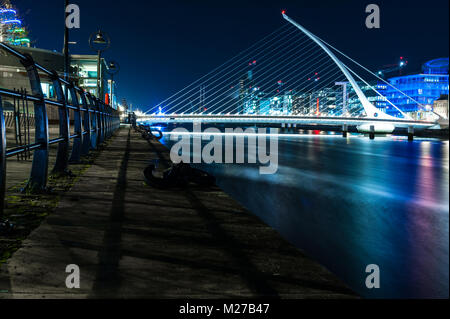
[0,126,356,298]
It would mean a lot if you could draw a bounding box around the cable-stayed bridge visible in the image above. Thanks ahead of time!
[138,13,447,133]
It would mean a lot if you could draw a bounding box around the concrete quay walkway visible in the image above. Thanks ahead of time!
[0,127,356,298]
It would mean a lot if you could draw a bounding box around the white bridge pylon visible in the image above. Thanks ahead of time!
[282,13,396,121]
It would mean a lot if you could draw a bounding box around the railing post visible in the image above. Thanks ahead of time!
[0,96,6,216]
[80,91,91,156]
[50,71,70,174]
[87,94,97,149]
[20,54,49,192]
[68,84,82,163]
[106,107,111,138]
[102,103,108,141]
[108,108,111,135]
[97,99,105,144]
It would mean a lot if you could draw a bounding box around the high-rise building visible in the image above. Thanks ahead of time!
[309,88,340,116]
[292,93,311,115]
[0,0,30,47]
[345,82,381,117]
[238,70,253,114]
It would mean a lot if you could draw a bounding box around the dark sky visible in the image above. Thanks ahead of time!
[14,0,449,110]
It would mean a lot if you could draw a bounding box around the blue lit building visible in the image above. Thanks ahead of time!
[377,58,449,118]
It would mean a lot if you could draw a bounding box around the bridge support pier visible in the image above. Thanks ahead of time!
[369,125,375,140]
[408,126,414,142]
[342,124,348,138]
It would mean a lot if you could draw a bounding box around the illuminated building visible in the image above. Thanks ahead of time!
[0,0,30,47]
[0,1,117,112]
[244,92,293,116]
[70,54,109,100]
[0,46,66,121]
[378,58,449,119]
[238,70,253,114]
[0,47,64,97]
[309,88,339,115]
[292,93,311,115]
[433,94,449,119]
[345,82,381,116]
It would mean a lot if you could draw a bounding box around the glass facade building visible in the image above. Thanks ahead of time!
[377,58,449,118]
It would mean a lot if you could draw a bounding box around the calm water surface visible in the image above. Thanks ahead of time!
[159,128,449,299]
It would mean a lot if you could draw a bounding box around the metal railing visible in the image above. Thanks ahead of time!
[0,42,121,217]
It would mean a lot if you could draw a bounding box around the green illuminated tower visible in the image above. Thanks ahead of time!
[0,0,31,47]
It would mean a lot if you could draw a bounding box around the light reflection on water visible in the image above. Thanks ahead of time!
[159,128,449,299]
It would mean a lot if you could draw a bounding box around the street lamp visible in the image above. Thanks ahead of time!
[89,30,110,100]
[106,60,120,108]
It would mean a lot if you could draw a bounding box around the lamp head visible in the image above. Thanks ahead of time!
[93,30,107,44]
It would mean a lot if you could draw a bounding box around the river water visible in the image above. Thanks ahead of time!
[157,126,449,299]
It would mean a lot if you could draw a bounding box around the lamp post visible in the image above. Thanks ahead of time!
[89,30,110,100]
[106,61,120,109]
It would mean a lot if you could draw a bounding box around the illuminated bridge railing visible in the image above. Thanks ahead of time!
[138,114,436,129]
[0,42,121,217]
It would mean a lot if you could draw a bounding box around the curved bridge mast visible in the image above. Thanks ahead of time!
[282,13,397,120]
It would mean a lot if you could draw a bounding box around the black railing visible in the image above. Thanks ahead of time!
[0,42,121,216]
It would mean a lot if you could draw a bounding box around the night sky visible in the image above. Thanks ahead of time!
[14,0,450,110]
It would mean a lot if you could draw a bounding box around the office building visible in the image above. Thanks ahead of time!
[378,58,449,119]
